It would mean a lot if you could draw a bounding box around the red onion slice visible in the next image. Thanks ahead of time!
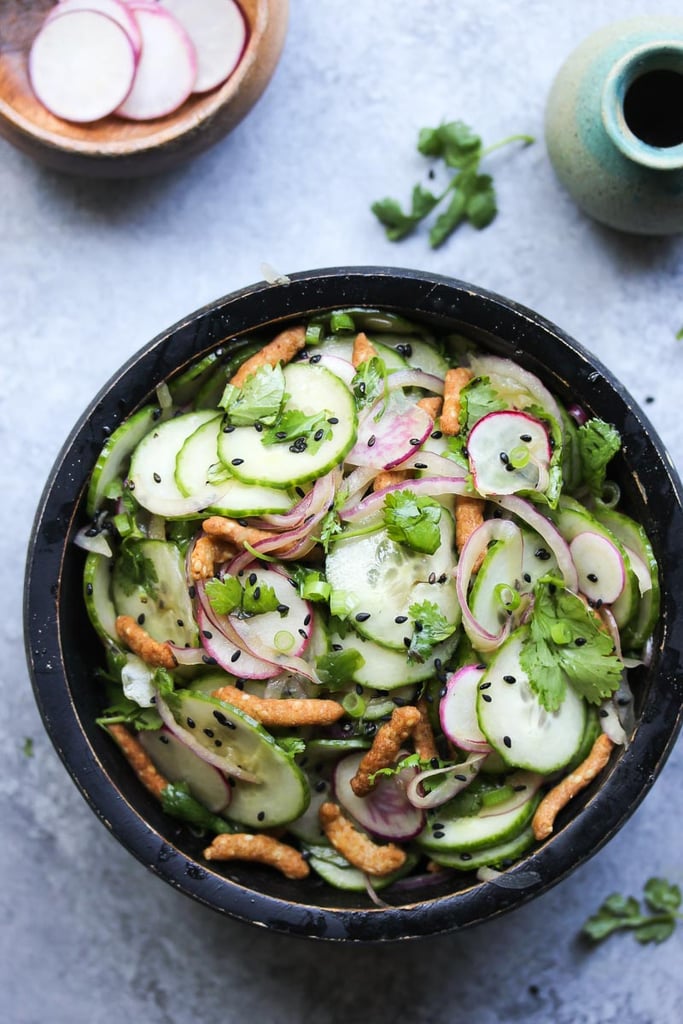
[468,354,563,428]
[492,495,579,592]
[406,752,488,810]
[456,518,521,652]
[385,368,446,395]
[339,474,468,522]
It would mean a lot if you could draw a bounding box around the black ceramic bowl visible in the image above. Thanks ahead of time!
[24,267,683,942]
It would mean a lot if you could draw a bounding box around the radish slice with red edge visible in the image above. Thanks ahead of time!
[117,2,197,120]
[50,0,143,53]
[405,752,488,810]
[197,602,280,680]
[440,664,492,752]
[346,393,433,471]
[160,0,248,94]
[333,751,425,841]
[569,531,625,605]
[29,10,138,122]
[138,726,232,812]
[467,410,551,497]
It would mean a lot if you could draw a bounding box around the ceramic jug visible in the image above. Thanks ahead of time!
[545,16,683,234]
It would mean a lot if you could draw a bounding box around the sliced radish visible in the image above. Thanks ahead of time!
[29,10,137,122]
[570,531,625,605]
[198,603,279,680]
[49,0,143,54]
[333,751,425,841]
[467,411,552,497]
[346,393,434,471]
[314,354,356,387]
[440,665,492,752]
[623,544,652,596]
[138,726,231,812]
[160,0,248,93]
[117,2,197,120]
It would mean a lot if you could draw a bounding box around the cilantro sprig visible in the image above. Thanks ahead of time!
[384,490,442,555]
[520,581,623,711]
[205,575,280,617]
[582,878,682,945]
[372,120,534,248]
[577,418,621,501]
[219,363,286,426]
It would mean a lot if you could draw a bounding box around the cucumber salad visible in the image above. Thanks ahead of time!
[80,307,659,897]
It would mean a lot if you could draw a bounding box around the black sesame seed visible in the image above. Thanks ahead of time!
[513,784,527,792]
[519,434,532,443]
[331,643,343,652]
[505,463,515,472]
[410,438,421,446]
[315,780,327,793]
[367,434,376,448]
[431,430,443,440]
[202,629,213,639]
[599,708,609,718]
[230,650,241,663]
[257,811,266,821]
[289,438,307,453]
[188,586,196,599]
[248,572,257,586]
[226,720,237,730]
[203,728,214,738]
[454,774,467,782]
[503,675,516,684]
[438,573,447,583]
[328,417,339,424]
[587,572,598,583]
[523,573,532,583]
[85,582,93,596]
[158,734,169,745]
[314,428,325,442]
[295,486,306,498]
[303,613,311,626]
[153,472,162,483]
[253,586,261,601]
[214,738,222,748]
[275,431,287,439]
[414,462,428,469]
[575,637,587,646]
[137,613,145,625]
[503,735,512,748]
[254,422,263,432]
[176,619,184,627]
[277,603,289,615]
[479,681,492,690]
[310,353,322,364]
[460,852,472,862]
[428,572,436,584]
[231,458,244,466]
[355,683,364,695]
[482,694,493,703]
[394,615,408,624]
[617,696,631,707]
[433,830,445,839]
[355,611,371,622]
[499,451,510,464]
[396,343,413,358]
[213,710,228,726]
[535,548,551,560]
[298,628,308,638]
[223,424,235,433]
[202,655,218,665]
[403,636,411,648]
[186,717,196,729]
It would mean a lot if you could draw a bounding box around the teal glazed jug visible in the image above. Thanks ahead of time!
[545,16,683,234]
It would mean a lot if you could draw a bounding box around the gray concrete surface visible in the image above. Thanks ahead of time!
[1,2,681,1022]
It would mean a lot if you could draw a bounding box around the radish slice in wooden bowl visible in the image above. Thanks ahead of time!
[117,2,197,121]
[161,0,248,93]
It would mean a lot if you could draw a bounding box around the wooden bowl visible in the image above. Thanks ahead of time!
[0,0,288,177]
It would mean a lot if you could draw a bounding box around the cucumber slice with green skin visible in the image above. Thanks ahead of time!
[469,529,524,638]
[593,508,660,648]
[520,527,559,587]
[327,629,457,690]
[83,551,118,645]
[416,770,542,854]
[313,336,408,371]
[168,351,221,407]
[325,509,460,651]
[217,363,358,488]
[86,404,163,516]
[305,844,419,891]
[192,341,263,410]
[166,690,310,828]
[112,539,198,647]
[287,771,331,844]
[428,824,536,870]
[128,409,220,517]
[476,629,587,773]
[175,416,294,515]
[303,738,372,761]
[549,496,638,628]
[368,334,450,378]
[138,727,232,813]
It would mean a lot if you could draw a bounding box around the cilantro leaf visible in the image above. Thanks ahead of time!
[520,582,623,710]
[219,363,286,427]
[261,409,333,454]
[275,736,307,759]
[205,575,243,615]
[462,172,497,228]
[319,508,343,552]
[383,490,442,555]
[352,356,388,410]
[582,877,682,945]
[429,187,467,249]
[407,600,456,662]
[577,418,621,499]
[370,197,419,241]
[161,782,238,835]
[114,541,159,600]
[459,375,507,432]
[316,649,365,691]
[417,121,482,168]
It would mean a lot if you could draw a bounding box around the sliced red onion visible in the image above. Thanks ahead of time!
[339,474,468,522]
[346,393,433,470]
[385,368,445,395]
[337,465,377,511]
[567,403,588,427]
[197,595,280,680]
[155,690,259,782]
[492,494,579,592]
[316,354,356,387]
[168,642,211,667]
[259,468,340,531]
[333,751,425,841]
[405,752,487,809]
[73,523,113,557]
[456,518,521,652]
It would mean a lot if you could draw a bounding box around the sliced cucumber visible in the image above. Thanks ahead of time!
[87,404,163,516]
[325,509,460,651]
[112,539,198,647]
[315,336,408,371]
[428,825,536,870]
[166,690,309,828]
[175,416,294,515]
[520,527,559,587]
[217,363,357,488]
[416,770,541,854]
[305,843,418,890]
[138,727,231,813]
[593,508,660,648]
[168,351,221,407]
[83,551,118,645]
[368,333,449,378]
[469,529,524,638]
[326,628,457,690]
[128,409,220,517]
[476,628,587,773]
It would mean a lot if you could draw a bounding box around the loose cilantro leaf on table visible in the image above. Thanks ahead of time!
[521,581,623,711]
[384,490,442,555]
[205,575,280,617]
[582,878,682,945]
[676,326,683,341]
[372,120,534,248]
[261,409,333,454]
[577,418,621,499]
[407,600,456,662]
[219,363,286,426]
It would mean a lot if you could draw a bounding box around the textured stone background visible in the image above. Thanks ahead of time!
[1,1,681,1022]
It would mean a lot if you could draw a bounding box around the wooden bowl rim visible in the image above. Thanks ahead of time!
[0,0,277,157]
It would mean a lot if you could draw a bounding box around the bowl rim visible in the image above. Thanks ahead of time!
[24,266,683,941]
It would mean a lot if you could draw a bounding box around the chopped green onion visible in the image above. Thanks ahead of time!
[329,589,357,619]
[550,621,573,645]
[341,692,367,718]
[508,445,530,469]
[494,583,521,611]
[274,630,296,652]
[112,512,135,538]
[302,577,331,602]
[305,324,323,346]
[330,311,356,333]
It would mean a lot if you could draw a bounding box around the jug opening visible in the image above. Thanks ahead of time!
[623,69,683,148]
